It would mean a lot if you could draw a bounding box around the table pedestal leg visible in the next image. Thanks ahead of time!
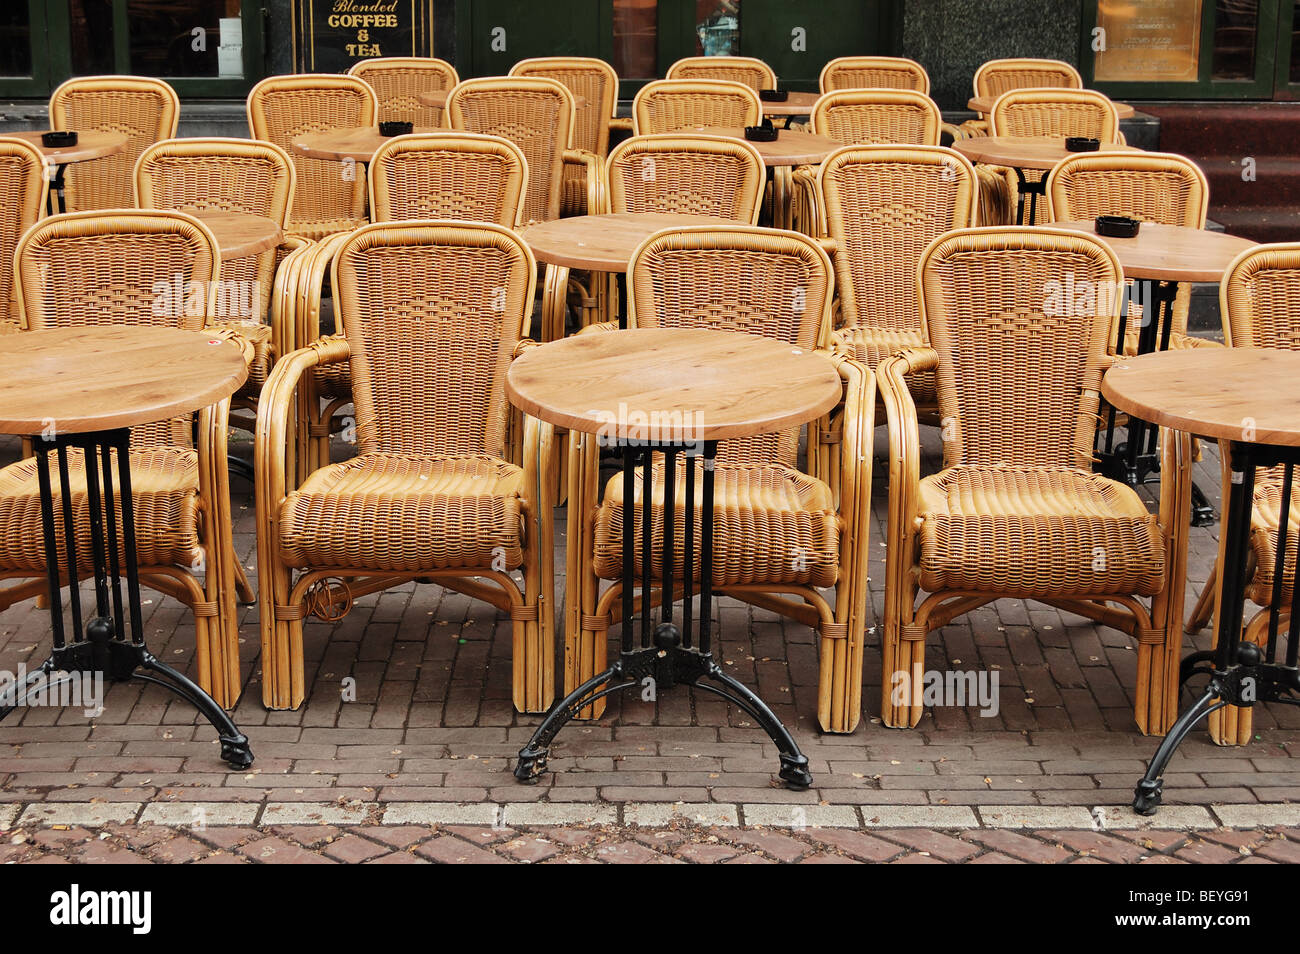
[0,429,252,769]
[1014,168,1045,225]
[1133,442,1300,814]
[515,441,812,789]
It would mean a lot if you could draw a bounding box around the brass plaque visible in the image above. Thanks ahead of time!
[1094,0,1202,83]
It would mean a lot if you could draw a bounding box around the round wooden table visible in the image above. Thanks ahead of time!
[669,126,842,229]
[521,212,744,341]
[193,211,284,261]
[953,135,1141,224]
[760,91,820,123]
[1104,348,1300,815]
[0,326,252,767]
[9,131,129,215]
[292,126,440,164]
[1049,220,1256,498]
[967,94,1136,118]
[506,327,840,789]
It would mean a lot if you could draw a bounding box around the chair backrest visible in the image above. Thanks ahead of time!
[50,75,179,211]
[989,88,1120,142]
[134,137,295,321]
[0,137,49,332]
[819,145,978,340]
[632,79,762,136]
[14,209,220,447]
[974,58,1082,101]
[627,225,833,467]
[607,134,765,223]
[247,74,378,240]
[667,56,776,92]
[446,76,575,224]
[348,56,459,127]
[331,220,536,459]
[1222,244,1300,349]
[810,89,941,146]
[918,226,1121,471]
[820,56,930,94]
[510,56,619,157]
[369,132,528,226]
[1045,151,1208,227]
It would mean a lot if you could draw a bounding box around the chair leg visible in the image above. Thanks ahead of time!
[234,560,255,604]
[880,618,926,728]
[1209,608,1270,746]
[564,429,607,719]
[1186,563,1217,634]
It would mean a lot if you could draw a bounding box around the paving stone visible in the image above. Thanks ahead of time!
[17,802,140,826]
[742,804,858,828]
[500,803,618,827]
[624,803,740,827]
[138,802,261,827]
[381,802,499,826]
[261,802,375,825]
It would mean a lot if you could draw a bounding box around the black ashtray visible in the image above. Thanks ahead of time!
[744,121,778,142]
[1065,136,1100,152]
[1095,215,1141,238]
[41,131,77,147]
[759,88,788,102]
[378,121,413,137]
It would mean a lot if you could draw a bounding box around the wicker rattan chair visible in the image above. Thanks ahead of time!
[348,56,459,127]
[1188,244,1300,744]
[134,137,306,420]
[369,131,528,225]
[510,57,619,216]
[247,74,378,240]
[254,221,555,712]
[49,76,179,212]
[988,89,1120,226]
[606,134,766,223]
[0,138,49,334]
[816,145,978,422]
[960,58,1083,137]
[632,79,762,136]
[446,76,601,226]
[1046,151,1211,353]
[1,209,246,707]
[820,56,930,93]
[565,225,875,733]
[667,55,776,91]
[877,226,1192,734]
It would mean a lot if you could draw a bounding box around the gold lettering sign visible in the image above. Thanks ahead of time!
[1094,0,1202,83]
[293,0,434,72]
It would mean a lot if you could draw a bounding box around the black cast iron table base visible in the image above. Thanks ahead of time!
[0,428,252,769]
[1134,442,1300,814]
[515,440,812,789]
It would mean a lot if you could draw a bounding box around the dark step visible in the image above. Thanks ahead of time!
[1145,102,1300,157]
[1193,155,1300,208]
[1211,205,1300,244]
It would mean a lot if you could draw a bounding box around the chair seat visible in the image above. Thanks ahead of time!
[0,448,201,572]
[917,464,1166,597]
[592,460,840,587]
[1248,470,1300,607]
[278,453,525,572]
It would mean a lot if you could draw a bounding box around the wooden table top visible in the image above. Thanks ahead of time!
[668,126,841,165]
[293,127,440,163]
[420,88,588,109]
[0,327,248,435]
[10,130,128,164]
[966,95,1136,118]
[194,211,284,260]
[506,328,841,441]
[953,135,1140,170]
[760,91,820,116]
[1047,221,1257,282]
[1103,348,1300,447]
[521,212,744,271]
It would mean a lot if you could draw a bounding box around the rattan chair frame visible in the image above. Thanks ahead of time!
[667,55,777,92]
[49,75,180,212]
[368,131,529,226]
[347,56,459,127]
[877,226,1193,734]
[1,209,246,707]
[960,58,1083,137]
[246,74,378,240]
[254,220,555,712]
[564,225,875,733]
[606,134,766,224]
[819,56,931,94]
[0,137,49,334]
[631,79,762,136]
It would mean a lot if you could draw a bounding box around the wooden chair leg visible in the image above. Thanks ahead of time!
[1186,562,1217,634]
[564,429,607,719]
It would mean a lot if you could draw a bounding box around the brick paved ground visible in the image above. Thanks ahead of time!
[3,420,1300,864]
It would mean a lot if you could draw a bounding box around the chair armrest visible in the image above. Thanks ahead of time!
[269,237,316,362]
[609,116,634,133]
[878,347,938,601]
[296,232,351,352]
[826,352,874,526]
[940,121,965,143]
[577,320,619,335]
[791,165,824,237]
[563,148,608,217]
